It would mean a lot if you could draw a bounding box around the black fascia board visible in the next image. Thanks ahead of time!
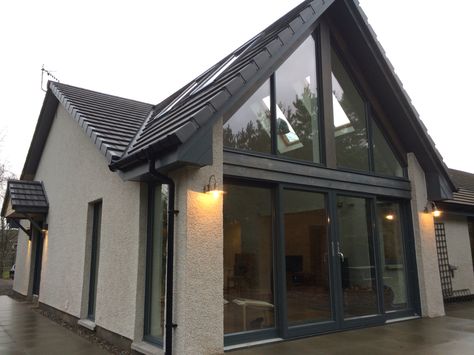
[117,126,214,181]
[436,201,474,217]
[111,0,335,177]
[0,188,10,218]
[20,84,59,180]
[337,0,455,196]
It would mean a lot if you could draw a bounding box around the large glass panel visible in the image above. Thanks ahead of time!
[331,49,369,171]
[336,196,378,318]
[276,36,320,163]
[224,183,274,334]
[146,185,168,341]
[283,189,331,325]
[373,122,404,177]
[223,80,271,154]
[376,200,408,311]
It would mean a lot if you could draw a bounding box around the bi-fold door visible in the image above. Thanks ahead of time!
[224,182,417,345]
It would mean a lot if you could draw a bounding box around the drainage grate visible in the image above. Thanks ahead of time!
[435,223,453,299]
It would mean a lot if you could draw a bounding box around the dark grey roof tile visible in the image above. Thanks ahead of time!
[239,62,259,82]
[49,82,153,163]
[111,0,335,171]
[209,90,231,111]
[441,169,474,206]
[4,180,49,215]
[289,16,305,32]
[300,6,315,22]
[192,106,215,127]
[265,38,283,56]
[278,28,294,45]
[252,50,272,69]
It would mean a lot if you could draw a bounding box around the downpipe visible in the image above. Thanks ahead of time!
[147,155,176,355]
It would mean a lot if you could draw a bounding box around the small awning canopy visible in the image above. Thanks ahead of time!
[1,180,49,219]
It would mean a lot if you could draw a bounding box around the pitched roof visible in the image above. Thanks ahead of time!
[49,82,153,163]
[112,0,335,170]
[20,82,153,180]
[1,180,49,218]
[442,169,474,206]
[18,0,455,199]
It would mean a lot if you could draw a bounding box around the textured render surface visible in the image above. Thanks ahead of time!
[170,118,224,355]
[132,184,149,342]
[407,153,445,317]
[12,227,32,296]
[441,215,474,292]
[33,104,143,339]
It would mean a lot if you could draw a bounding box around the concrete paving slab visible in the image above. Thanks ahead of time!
[0,296,108,355]
[230,302,474,354]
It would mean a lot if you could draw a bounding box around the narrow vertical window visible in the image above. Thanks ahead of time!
[468,219,474,271]
[88,201,102,321]
[375,200,408,310]
[331,48,369,171]
[372,121,404,177]
[144,185,168,344]
[275,36,321,163]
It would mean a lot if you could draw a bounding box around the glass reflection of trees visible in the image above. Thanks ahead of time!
[332,48,369,171]
[224,36,320,163]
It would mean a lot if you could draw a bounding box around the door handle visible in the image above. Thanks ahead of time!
[337,242,344,263]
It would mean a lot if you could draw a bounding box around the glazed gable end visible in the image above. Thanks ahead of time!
[112,0,454,200]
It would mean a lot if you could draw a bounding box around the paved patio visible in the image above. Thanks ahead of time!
[1,295,474,354]
[230,302,474,354]
[0,296,108,355]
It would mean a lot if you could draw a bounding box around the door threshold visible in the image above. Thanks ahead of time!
[224,338,283,351]
[385,315,420,324]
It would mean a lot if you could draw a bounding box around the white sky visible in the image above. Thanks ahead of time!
[0,0,473,177]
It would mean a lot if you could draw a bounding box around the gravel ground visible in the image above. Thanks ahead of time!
[33,306,132,355]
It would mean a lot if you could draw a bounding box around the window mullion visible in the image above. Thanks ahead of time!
[270,74,277,155]
[367,104,375,173]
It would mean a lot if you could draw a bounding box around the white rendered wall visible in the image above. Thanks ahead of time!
[33,104,145,339]
[407,153,445,317]
[12,227,32,296]
[170,118,224,355]
[441,214,474,292]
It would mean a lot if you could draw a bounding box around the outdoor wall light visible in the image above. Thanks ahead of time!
[424,201,441,218]
[203,175,225,198]
[385,213,395,221]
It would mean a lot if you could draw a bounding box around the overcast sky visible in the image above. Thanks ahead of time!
[0,0,473,177]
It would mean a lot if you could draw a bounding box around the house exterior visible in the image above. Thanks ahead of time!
[434,169,474,301]
[1,0,467,354]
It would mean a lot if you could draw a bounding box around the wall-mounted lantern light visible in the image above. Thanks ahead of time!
[203,175,225,199]
[385,212,395,221]
[424,201,441,218]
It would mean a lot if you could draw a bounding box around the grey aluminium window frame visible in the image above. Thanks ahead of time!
[88,200,102,321]
[223,24,407,180]
[223,175,421,346]
[143,183,168,347]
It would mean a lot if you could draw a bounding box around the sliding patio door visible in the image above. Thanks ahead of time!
[282,189,337,336]
[335,195,380,321]
[224,182,416,345]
